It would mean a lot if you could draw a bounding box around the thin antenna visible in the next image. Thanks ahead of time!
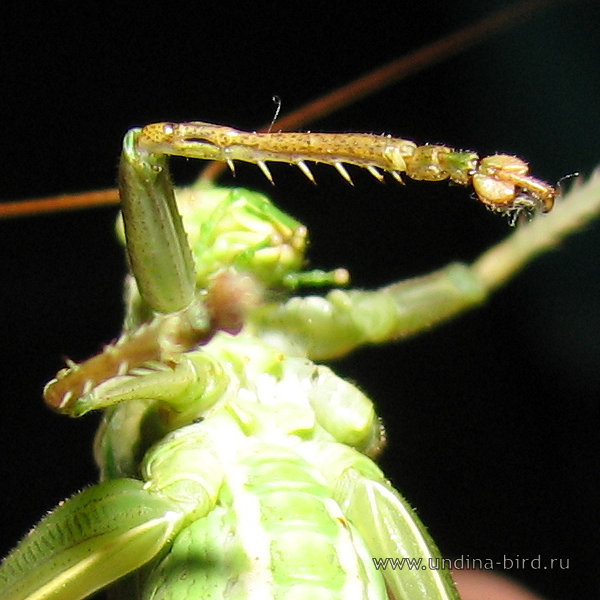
[0,189,121,219]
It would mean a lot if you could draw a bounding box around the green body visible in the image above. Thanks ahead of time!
[3,126,600,600]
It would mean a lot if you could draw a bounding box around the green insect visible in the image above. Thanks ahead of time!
[1,4,598,600]
[2,111,600,599]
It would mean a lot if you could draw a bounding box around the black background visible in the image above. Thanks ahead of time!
[1,2,598,599]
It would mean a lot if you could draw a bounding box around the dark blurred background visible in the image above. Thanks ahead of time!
[1,2,598,599]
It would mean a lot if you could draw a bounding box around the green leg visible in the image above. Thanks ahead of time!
[0,479,184,600]
[0,422,224,600]
[255,172,600,360]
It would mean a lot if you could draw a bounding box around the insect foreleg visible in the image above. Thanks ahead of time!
[254,262,486,360]
[119,128,197,315]
[47,344,227,426]
[44,130,234,416]
[255,172,600,360]
[138,121,557,214]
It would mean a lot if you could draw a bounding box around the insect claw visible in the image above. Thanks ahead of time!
[390,171,404,184]
[297,160,316,184]
[367,165,384,182]
[334,162,353,185]
[55,369,68,380]
[226,159,236,176]
[65,358,78,370]
[59,390,73,409]
[117,360,129,376]
[257,160,274,184]
[130,367,150,376]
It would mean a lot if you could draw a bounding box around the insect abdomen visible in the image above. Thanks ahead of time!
[144,444,387,600]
